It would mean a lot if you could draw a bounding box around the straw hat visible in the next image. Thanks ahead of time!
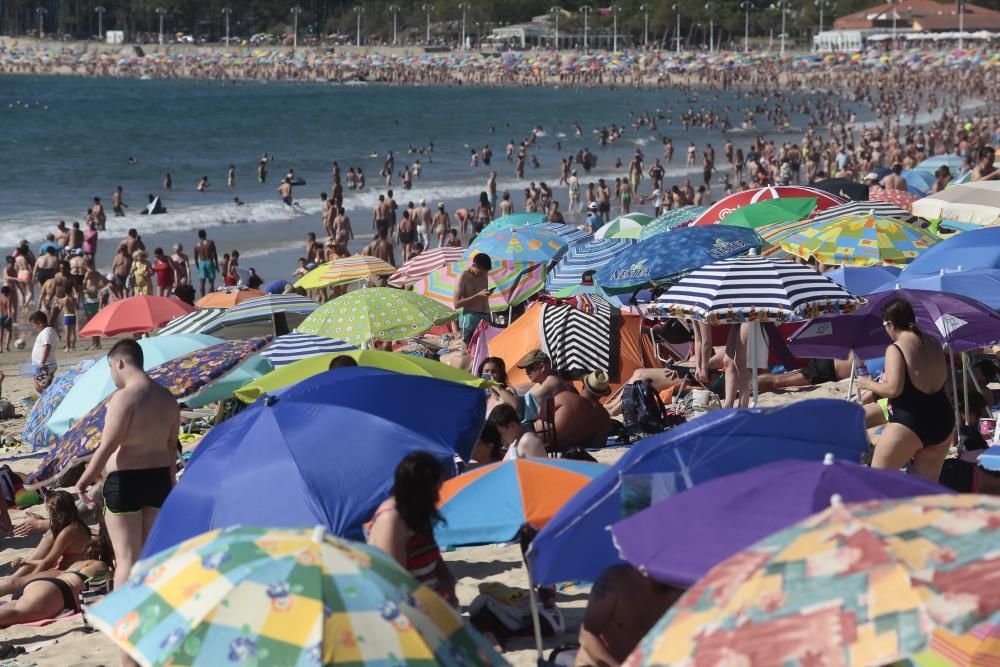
[583,371,611,397]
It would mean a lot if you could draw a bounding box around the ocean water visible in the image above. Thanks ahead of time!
[0,75,864,281]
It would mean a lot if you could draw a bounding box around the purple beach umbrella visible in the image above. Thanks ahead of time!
[611,456,952,588]
[788,288,1000,359]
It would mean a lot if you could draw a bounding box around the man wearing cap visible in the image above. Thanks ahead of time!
[863,172,880,188]
[517,349,574,408]
[586,202,604,234]
[453,253,492,344]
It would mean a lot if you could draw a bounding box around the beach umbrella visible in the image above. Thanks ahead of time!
[546,238,636,293]
[917,155,964,172]
[141,368,485,555]
[526,400,870,586]
[902,168,937,195]
[594,212,655,240]
[261,279,290,294]
[789,288,1000,359]
[387,247,465,287]
[294,255,396,290]
[595,226,762,295]
[79,295,195,337]
[626,494,1000,667]
[259,332,356,367]
[465,226,569,263]
[234,348,490,403]
[639,206,708,239]
[89,525,503,667]
[296,288,456,347]
[716,197,818,229]
[47,333,224,435]
[531,222,593,246]
[477,211,547,237]
[808,199,921,226]
[27,338,269,489]
[778,214,940,266]
[436,459,606,547]
[870,185,921,211]
[20,359,95,451]
[904,226,1000,274]
[155,309,226,336]
[824,265,902,295]
[809,177,869,202]
[908,618,1000,666]
[691,186,845,226]
[611,457,951,589]
[183,355,274,408]
[194,287,265,309]
[202,294,319,339]
[911,181,1000,227]
[874,268,1000,310]
[414,260,545,313]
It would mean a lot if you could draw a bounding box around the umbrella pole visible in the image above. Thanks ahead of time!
[750,322,760,407]
[521,552,545,661]
[948,345,960,448]
[962,352,971,427]
[847,357,856,402]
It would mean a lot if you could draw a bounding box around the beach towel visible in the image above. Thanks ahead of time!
[540,297,613,375]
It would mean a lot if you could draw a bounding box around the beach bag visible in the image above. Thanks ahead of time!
[0,399,15,420]
[622,380,668,439]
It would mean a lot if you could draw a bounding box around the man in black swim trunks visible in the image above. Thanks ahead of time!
[76,339,180,599]
[756,357,854,393]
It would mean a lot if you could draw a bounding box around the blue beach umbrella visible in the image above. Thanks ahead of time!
[824,265,902,295]
[917,155,964,173]
[639,206,709,240]
[873,268,1000,311]
[901,169,936,196]
[21,359,95,450]
[141,367,486,558]
[546,238,636,292]
[595,225,762,295]
[466,226,569,263]
[478,212,548,237]
[903,227,1000,274]
[526,399,870,585]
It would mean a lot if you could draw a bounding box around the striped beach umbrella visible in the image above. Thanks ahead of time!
[294,255,396,291]
[387,247,466,287]
[156,309,227,336]
[261,332,356,367]
[594,212,655,240]
[414,260,546,312]
[87,525,504,667]
[466,226,569,263]
[808,199,921,226]
[203,295,319,334]
[547,238,636,292]
[532,222,593,246]
[640,206,709,239]
[779,214,940,266]
[652,256,860,324]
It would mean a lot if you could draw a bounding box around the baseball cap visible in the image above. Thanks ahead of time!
[516,349,550,369]
[863,172,879,181]
[588,202,598,210]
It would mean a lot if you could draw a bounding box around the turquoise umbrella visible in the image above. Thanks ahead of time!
[639,205,709,239]
[183,355,275,408]
[478,212,548,237]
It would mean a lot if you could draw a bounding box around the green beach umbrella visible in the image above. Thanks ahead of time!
[718,197,818,229]
[296,288,457,346]
[594,212,655,240]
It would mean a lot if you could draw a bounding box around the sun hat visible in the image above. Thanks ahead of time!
[583,371,612,397]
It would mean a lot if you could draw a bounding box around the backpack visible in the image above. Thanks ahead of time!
[621,379,669,443]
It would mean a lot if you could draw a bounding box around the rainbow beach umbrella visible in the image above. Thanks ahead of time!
[414,260,546,312]
[87,525,504,667]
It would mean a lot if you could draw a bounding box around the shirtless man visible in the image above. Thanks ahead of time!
[576,564,684,666]
[372,195,391,231]
[112,186,127,217]
[67,222,84,251]
[76,339,179,617]
[0,287,14,352]
[453,253,491,344]
[362,222,396,284]
[278,177,293,206]
[91,197,106,231]
[193,230,219,297]
[171,244,191,286]
[516,349,574,407]
[971,146,1000,182]
[882,163,907,191]
[537,371,611,452]
[53,221,70,249]
[81,264,107,350]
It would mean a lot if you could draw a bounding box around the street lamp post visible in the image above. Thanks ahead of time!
[740,0,752,51]
[388,5,400,45]
[705,2,714,52]
[815,0,830,35]
[771,0,789,55]
[421,4,432,44]
[353,6,364,47]
[35,6,46,39]
[611,5,622,51]
[639,4,651,46]
[579,5,591,52]
[959,0,965,48]
[458,3,468,49]
[672,4,681,53]
[95,6,105,40]
[291,6,302,50]
[221,7,231,46]
[155,7,165,45]
[890,0,897,47]
[550,6,560,50]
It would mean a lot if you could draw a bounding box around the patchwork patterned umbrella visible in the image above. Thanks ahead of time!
[156,309,227,336]
[594,213,655,240]
[466,226,569,263]
[870,185,921,212]
[294,255,396,290]
[639,206,709,239]
[87,525,504,667]
[778,214,940,266]
[908,616,1000,666]
[202,295,319,333]
[388,247,466,287]
[20,359,95,451]
[627,494,1000,667]
[26,337,269,489]
[296,289,457,346]
[414,260,546,313]
[547,238,637,292]
[261,332,356,367]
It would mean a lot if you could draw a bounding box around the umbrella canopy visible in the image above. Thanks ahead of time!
[809,177,870,202]
[824,265,902,295]
[262,279,290,294]
[414,260,545,313]
[902,168,937,195]
[202,294,319,338]
[903,226,1000,274]
[789,288,1000,359]
[235,348,490,403]
[640,206,709,239]
[870,185,921,211]
[184,355,274,408]
[21,359,95,451]
[691,186,845,226]
[28,338,269,489]
[89,525,503,667]
[917,155,964,172]
[594,213,655,240]
[141,368,485,555]
[595,226,763,295]
[387,247,466,287]
[48,333,223,435]
[908,617,1000,667]
[436,459,607,547]
[808,199,921,226]
[526,400,870,585]
[779,215,939,266]
[155,309,226,336]
[79,295,195,337]
[260,332,356,367]
[296,288,457,346]
[911,181,1000,227]
[652,256,860,324]
[531,222,593,246]
[717,197,818,229]
[874,268,1000,311]
[477,211,548,237]
[627,494,1000,667]
[294,255,397,290]
[194,288,265,309]
[546,238,636,293]
[611,457,951,589]
[466,226,569,263]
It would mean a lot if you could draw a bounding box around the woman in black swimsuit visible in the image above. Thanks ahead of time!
[858,298,955,481]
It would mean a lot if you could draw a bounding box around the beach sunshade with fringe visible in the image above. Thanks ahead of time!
[436,458,607,547]
[155,309,226,336]
[639,206,709,239]
[201,294,319,337]
[21,359,95,451]
[79,295,195,337]
[546,238,636,292]
[778,214,940,266]
[691,186,845,226]
[465,226,569,263]
[414,260,545,313]
[294,255,396,290]
[594,212,655,240]
[88,525,504,667]
[477,211,548,237]
[194,288,265,309]
[47,333,224,435]
[296,288,456,346]
[717,197,818,229]
[260,332,356,367]
[27,338,269,489]
[870,185,921,211]
[626,494,1000,667]
[235,348,490,403]
[387,247,465,287]
[911,180,1000,227]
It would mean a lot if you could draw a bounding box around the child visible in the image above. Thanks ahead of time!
[58,287,78,352]
[0,286,13,352]
[445,229,462,248]
[29,310,57,393]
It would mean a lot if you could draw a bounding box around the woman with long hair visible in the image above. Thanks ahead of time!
[857,298,954,480]
[477,356,521,415]
[472,191,493,234]
[367,452,457,603]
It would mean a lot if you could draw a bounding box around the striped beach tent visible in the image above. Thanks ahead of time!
[156,308,226,336]
[546,238,636,292]
[261,332,356,367]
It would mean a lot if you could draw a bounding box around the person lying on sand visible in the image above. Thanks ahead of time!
[756,357,855,393]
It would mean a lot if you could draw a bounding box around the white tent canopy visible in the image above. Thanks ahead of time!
[911,181,1000,227]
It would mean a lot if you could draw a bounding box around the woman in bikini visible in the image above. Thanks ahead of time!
[471,192,493,235]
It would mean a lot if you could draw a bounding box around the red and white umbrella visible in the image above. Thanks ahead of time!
[691,186,846,226]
